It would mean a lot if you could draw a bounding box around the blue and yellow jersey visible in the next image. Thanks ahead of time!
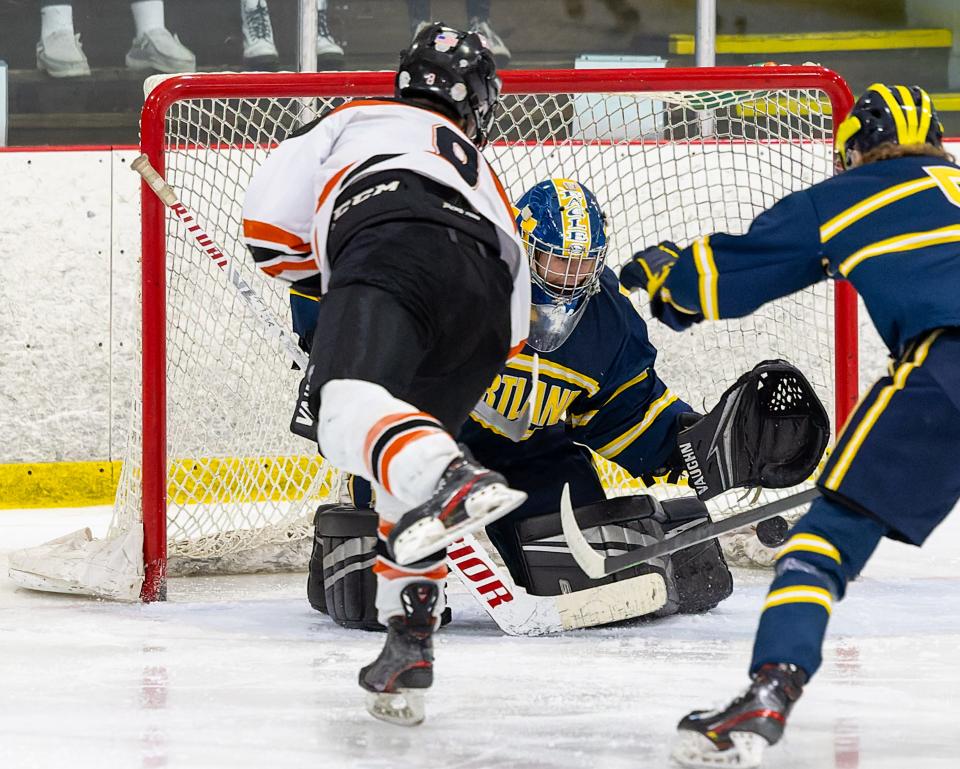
[461,267,692,476]
[662,154,960,356]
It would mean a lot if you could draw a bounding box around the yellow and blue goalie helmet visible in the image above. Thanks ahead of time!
[835,83,944,169]
[514,178,609,352]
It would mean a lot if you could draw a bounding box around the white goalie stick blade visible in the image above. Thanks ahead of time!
[445,532,666,635]
[561,483,820,578]
[468,353,539,442]
[559,484,609,579]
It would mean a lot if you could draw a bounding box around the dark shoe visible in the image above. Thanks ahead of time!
[360,582,437,725]
[387,455,526,565]
[672,663,806,768]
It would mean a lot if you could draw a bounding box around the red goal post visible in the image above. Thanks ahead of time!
[137,67,858,601]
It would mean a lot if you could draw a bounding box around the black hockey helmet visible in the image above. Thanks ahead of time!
[835,83,944,169]
[395,23,501,148]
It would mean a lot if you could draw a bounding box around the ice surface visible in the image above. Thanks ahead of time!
[2,505,959,769]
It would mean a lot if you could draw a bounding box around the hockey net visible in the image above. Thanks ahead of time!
[10,68,857,600]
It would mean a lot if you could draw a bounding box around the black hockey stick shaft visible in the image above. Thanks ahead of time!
[565,487,819,578]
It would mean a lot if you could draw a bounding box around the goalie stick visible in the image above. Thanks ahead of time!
[561,484,820,579]
[134,156,658,630]
[447,531,668,635]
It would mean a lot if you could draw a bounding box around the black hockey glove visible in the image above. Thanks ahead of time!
[620,241,703,331]
[676,360,830,500]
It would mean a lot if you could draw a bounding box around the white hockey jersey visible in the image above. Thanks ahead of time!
[242,100,530,356]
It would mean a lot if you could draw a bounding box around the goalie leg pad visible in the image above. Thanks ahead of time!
[515,495,681,619]
[514,495,734,620]
[311,504,382,630]
[309,504,451,630]
[659,497,733,614]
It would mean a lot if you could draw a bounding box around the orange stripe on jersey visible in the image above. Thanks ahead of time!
[508,338,527,359]
[489,169,518,232]
[378,520,395,538]
[373,557,449,581]
[379,428,439,496]
[316,162,356,213]
[261,257,320,277]
[363,411,434,473]
[242,219,312,253]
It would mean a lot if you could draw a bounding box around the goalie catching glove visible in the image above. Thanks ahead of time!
[677,360,830,501]
[619,240,703,330]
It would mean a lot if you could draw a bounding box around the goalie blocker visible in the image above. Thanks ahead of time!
[309,496,732,631]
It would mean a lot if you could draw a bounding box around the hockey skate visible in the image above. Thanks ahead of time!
[671,664,806,768]
[360,583,437,726]
[388,455,526,565]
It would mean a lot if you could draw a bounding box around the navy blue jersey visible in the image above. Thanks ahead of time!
[662,155,960,356]
[462,267,691,476]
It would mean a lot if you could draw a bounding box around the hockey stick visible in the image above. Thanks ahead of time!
[561,484,820,579]
[132,154,531,440]
[133,154,311,371]
[446,532,668,635]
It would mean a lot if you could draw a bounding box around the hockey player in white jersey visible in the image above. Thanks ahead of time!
[241,24,530,726]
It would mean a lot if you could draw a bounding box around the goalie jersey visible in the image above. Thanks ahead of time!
[241,99,530,355]
[659,154,960,357]
[462,267,692,476]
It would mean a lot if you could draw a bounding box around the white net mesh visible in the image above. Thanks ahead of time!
[118,74,846,579]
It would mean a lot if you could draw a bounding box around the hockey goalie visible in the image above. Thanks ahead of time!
[301,178,830,641]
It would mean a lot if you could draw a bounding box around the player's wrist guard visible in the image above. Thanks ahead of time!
[309,504,452,630]
[676,360,830,500]
[508,495,732,617]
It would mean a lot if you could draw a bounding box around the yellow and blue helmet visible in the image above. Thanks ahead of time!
[835,83,943,169]
[514,178,609,351]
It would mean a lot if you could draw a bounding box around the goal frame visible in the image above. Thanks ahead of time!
[139,66,859,602]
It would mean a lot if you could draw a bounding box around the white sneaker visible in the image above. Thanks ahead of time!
[36,31,91,78]
[242,0,279,69]
[125,27,196,73]
[469,18,510,67]
[317,10,344,61]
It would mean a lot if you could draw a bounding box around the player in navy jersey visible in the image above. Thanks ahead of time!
[618,84,960,768]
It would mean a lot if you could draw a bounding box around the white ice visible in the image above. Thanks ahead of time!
[2,506,959,769]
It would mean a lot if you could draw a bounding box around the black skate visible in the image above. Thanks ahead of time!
[388,455,526,565]
[671,663,806,768]
[360,582,438,726]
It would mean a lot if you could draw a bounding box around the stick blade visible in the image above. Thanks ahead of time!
[559,483,609,579]
[556,572,667,630]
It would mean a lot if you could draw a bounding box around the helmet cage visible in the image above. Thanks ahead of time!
[525,233,607,303]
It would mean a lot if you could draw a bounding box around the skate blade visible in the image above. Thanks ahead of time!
[671,729,767,769]
[392,485,527,565]
[365,689,425,727]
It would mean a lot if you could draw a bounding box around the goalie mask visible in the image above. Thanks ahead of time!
[514,179,609,352]
[835,83,943,169]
